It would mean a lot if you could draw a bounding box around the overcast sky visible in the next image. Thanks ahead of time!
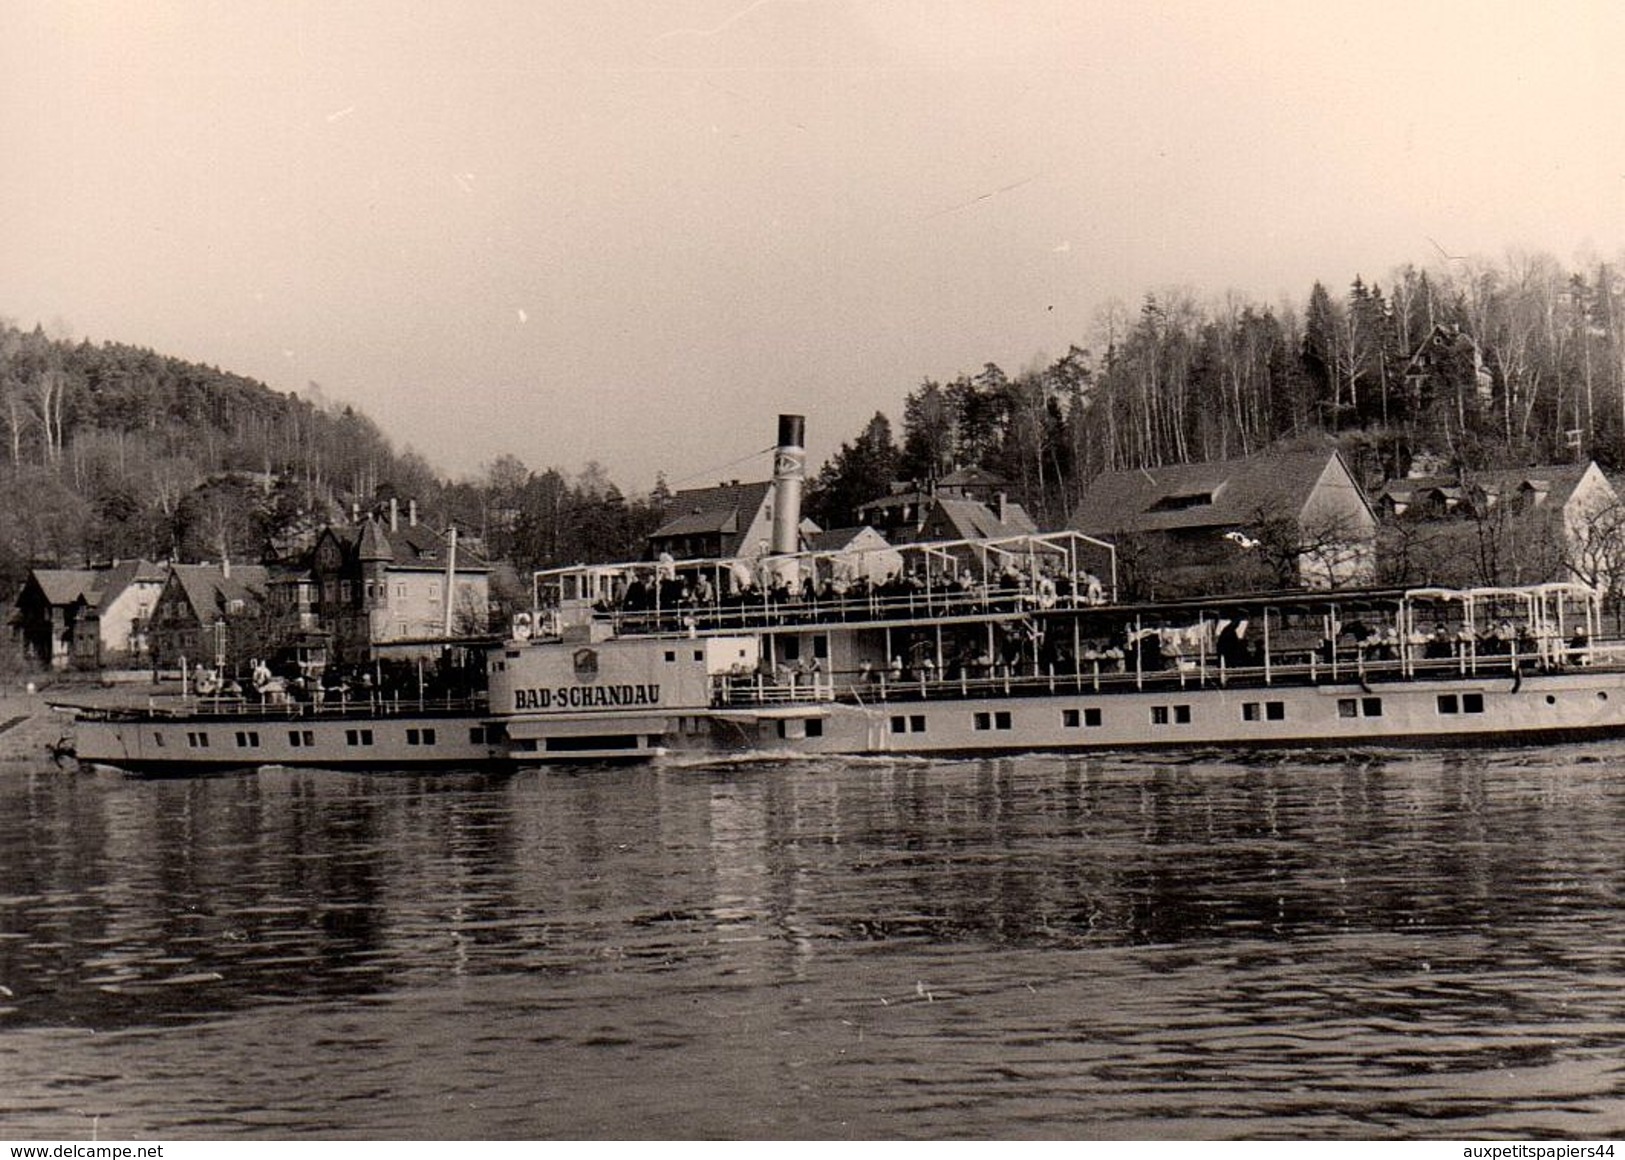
[4,1,1623,490]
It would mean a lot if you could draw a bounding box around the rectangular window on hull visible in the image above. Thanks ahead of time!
[235,731,260,748]
[345,728,375,746]
[407,728,437,746]
[289,730,314,747]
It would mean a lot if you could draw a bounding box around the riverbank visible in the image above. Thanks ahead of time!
[0,685,67,764]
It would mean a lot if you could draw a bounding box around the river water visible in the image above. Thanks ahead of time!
[0,747,1621,1140]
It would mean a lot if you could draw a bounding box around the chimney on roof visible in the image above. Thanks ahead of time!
[390,497,399,532]
[351,502,360,524]
[409,499,417,527]
[996,492,1008,523]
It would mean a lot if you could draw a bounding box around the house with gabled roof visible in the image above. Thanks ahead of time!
[648,479,820,561]
[1067,448,1377,596]
[1376,461,1621,588]
[857,486,1037,547]
[310,501,490,663]
[147,562,271,671]
[11,560,167,670]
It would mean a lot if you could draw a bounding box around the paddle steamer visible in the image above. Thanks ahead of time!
[61,415,1625,771]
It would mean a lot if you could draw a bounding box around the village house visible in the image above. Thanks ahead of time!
[309,499,491,664]
[1376,461,1622,589]
[11,560,167,670]
[1068,448,1378,597]
[147,562,271,672]
[856,473,1039,548]
[647,479,819,561]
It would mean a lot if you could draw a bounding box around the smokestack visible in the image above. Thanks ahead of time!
[390,497,399,532]
[770,414,805,556]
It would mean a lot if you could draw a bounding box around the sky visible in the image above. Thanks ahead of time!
[4,0,1624,492]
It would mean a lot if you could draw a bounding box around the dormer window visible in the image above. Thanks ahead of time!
[1150,490,1217,512]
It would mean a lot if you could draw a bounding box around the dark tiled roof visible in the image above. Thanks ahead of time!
[650,481,773,555]
[1069,450,1358,535]
[31,569,99,606]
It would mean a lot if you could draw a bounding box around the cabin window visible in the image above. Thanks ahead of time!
[1437,694,1459,715]
[665,651,677,663]
[469,726,487,744]
[235,731,260,748]
[813,635,829,660]
[1462,693,1484,714]
[891,716,907,733]
[1063,709,1080,727]
[289,729,314,747]
[1173,705,1191,724]
[994,711,1012,730]
[345,728,374,746]
[1267,701,1285,720]
[806,718,823,738]
[407,728,437,746]
[974,712,991,731]
[891,715,926,734]
[1338,699,1358,718]
[1084,707,1102,727]
[153,732,165,747]
[186,731,209,749]
[1244,702,1261,721]
[1363,697,1383,717]
[694,649,704,662]
[1152,706,1169,725]
[911,715,926,733]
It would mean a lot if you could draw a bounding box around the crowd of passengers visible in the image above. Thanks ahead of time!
[737,610,1601,698]
[193,654,484,707]
[590,561,1109,626]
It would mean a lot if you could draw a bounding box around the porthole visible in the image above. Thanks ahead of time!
[1545,694,1556,705]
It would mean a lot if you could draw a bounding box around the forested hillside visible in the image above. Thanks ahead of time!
[0,321,665,594]
[807,254,1625,530]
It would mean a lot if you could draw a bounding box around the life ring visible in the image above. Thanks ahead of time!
[197,672,220,695]
[513,612,533,640]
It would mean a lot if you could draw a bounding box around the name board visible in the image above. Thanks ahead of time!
[513,684,662,711]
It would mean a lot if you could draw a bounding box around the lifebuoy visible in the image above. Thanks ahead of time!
[197,673,220,695]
